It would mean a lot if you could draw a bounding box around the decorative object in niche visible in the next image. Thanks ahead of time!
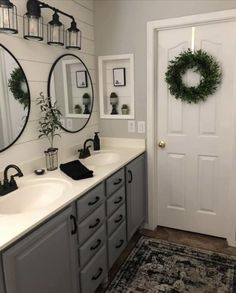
[121,104,129,115]
[110,92,119,115]
[76,70,87,88]
[37,92,62,171]
[98,54,134,119]
[23,0,81,49]
[165,49,222,104]
[0,0,18,34]
[48,54,94,133]
[82,93,91,114]
[113,67,126,87]
[74,104,82,114]
[0,44,31,153]
[8,67,29,109]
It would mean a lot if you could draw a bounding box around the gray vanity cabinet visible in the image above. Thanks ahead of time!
[2,206,79,293]
[0,257,5,293]
[126,154,146,241]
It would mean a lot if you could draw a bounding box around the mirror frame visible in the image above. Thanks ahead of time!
[0,44,31,153]
[47,54,94,133]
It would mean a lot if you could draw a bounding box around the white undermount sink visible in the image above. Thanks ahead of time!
[82,151,121,167]
[0,178,71,215]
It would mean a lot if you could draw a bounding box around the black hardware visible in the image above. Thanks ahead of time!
[89,218,100,229]
[90,239,101,251]
[113,178,122,185]
[114,196,123,204]
[128,170,133,183]
[115,239,124,249]
[0,165,23,196]
[88,196,100,206]
[70,215,77,235]
[114,215,123,224]
[91,268,103,280]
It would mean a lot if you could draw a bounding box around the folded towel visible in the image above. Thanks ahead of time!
[60,160,93,180]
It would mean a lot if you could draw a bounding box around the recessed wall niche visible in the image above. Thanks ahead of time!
[98,54,134,119]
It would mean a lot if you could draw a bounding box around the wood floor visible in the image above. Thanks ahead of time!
[96,226,236,292]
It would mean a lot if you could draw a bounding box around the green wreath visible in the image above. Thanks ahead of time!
[165,49,222,104]
[8,67,29,109]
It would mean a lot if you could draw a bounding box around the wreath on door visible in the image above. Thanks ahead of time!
[165,49,222,104]
[8,67,29,109]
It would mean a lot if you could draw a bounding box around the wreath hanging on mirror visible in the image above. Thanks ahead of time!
[8,67,29,109]
[165,49,222,104]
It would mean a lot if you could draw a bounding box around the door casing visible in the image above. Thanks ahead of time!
[146,9,236,246]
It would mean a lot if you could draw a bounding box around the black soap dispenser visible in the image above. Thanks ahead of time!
[94,132,100,151]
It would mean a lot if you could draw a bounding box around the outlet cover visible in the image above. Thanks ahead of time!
[66,119,72,130]
[128,120,135,133]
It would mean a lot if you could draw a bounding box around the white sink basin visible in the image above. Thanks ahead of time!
[0,178,71,215]
[83,151,121,167]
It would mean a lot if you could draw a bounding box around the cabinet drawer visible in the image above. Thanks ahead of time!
[77,183,105,222]
[106,168,124,196]
[107,186,125,216]
[78,204,105,245]
[79,224,106,268]
[108,221,127,269]
[107,204,126,236]
[80,245,107,293]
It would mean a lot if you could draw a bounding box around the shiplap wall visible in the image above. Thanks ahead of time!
[0,0,98,170]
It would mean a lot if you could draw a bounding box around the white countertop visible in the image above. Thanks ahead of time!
[0,140,145,251]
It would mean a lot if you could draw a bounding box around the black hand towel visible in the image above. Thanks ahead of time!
[60,160,93,180]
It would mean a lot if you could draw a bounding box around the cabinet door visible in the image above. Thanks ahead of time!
[3,206,79,293]
[0,256,5,293]
[126,154,146,240]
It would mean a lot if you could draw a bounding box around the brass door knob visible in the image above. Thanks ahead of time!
[158,141,166,148]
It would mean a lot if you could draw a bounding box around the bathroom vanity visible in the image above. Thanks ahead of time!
[0,146,146,293]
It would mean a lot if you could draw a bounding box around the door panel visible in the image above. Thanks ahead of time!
[157,21,236,237]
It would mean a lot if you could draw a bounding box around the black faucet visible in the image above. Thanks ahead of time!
[0,165,23,196]
[78,139,95,159]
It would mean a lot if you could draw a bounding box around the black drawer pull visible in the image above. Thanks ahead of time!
[113,178,122,185]
[115,239,124,249]
[89,218,100,229]
[92,268,103,280]
[70,215,77,235]
[114,214,123,224]
[114,196,123,204]
[90,239,102,251]
[128,170,133,183]
[88,196,100,206]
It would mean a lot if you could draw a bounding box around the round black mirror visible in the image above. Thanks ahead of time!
[0,44,31,152]
[47,54,94,133]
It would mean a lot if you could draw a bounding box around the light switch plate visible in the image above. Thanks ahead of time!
[128,120,135,133]
[137,121,145,133]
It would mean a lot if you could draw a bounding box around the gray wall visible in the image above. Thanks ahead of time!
[94,0,236,138]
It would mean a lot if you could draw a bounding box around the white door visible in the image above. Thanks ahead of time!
[157,21,236,237]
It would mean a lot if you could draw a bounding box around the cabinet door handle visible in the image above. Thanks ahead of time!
[89,218,100,229]
[114,196,123,204]
[128,170,133,183]
[115,239,124,249]
[70,215,77,235]
[114,214,123,224]
[90,239,102,251]
[92,268,103,280]
[88,196,100,206]
[113,178,122,185]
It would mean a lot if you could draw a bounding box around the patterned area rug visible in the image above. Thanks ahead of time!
[106,237,236,292]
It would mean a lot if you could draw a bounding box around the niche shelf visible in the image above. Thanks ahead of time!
[98,54,134,119]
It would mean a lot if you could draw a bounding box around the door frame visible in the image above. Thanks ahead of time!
[146,9,236,246]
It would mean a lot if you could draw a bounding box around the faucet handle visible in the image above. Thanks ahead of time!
[9,176,17,187]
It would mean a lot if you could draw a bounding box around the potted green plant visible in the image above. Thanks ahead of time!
[74,104,82,114]
[37,92,62,171]
[110,92,118,114]
[121,104,129,115]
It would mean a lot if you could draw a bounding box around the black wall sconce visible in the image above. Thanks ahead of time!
[0,0,18,34]
[0,0,81,50]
